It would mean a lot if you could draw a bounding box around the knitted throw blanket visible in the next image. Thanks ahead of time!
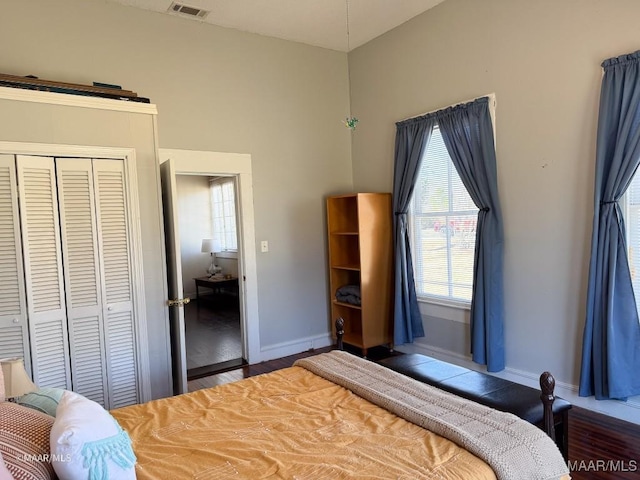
[295,351,569,480]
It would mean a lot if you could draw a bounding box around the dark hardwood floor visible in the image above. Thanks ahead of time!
[188,348,640,477]
[568,407,640,479]
[187,346,334,391]
[184,297,242,377]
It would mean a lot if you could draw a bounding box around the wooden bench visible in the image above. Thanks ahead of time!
[377,353,571,459]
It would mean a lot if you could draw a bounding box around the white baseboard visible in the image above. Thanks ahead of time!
[397,343,640,425]
[258,333,333,363]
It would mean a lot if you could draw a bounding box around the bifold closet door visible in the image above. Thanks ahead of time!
[92,159,138,408]
[56,158,109,406]
[16,155,71,389]
[0,155,30,369]
[14,155,137,407]
[57,158,138,408]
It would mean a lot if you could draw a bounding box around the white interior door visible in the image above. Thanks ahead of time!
[160,159,188,394]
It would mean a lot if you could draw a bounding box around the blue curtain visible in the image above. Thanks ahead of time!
[580,51,640,400]
[436,98,505,372]
[392,116,436,344]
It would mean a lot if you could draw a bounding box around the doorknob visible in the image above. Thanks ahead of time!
[167,297,191,307]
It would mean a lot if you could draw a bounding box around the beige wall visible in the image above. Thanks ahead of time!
[176,175,213,296]
[349,0,640,419]
[0,0,353,389]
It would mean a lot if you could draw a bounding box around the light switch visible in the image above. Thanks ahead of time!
[261,240,269,253]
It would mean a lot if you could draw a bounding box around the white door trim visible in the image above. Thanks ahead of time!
[159,148,260,365]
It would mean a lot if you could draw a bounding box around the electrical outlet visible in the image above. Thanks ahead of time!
[261,240,269,253]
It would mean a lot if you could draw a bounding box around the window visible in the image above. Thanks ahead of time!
[210,178,238,251]
[408,125,478,304]
[625,177,640,315]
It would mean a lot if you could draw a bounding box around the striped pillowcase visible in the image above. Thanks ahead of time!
[0,402,56,480]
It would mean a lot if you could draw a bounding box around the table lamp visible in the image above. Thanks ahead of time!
[0,357,37,401]
[201,238,222,277]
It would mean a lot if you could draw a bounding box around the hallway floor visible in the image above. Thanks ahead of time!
[184,296,242,376]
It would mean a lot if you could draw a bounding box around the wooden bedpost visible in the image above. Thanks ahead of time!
[540,371,556,442]
[335,317,345,351]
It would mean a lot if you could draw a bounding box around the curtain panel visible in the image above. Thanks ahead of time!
[392,117,435,344]
[436,98,505,372]
[392,97,505,372]
[580,50,640,400]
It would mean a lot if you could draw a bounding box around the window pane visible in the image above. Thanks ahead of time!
[409,125,478,302]
[210,179,238,251]
[418,215,450,297]
[450,214,477,299]
[627,175,640,315]
[416,130,450,213]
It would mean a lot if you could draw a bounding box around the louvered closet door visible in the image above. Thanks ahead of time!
[93,159,138,408]
[56,159,109,406]
[0,155,30,369]
[16,155,71,389]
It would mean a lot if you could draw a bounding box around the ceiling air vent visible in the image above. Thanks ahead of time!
[168,2,209,19]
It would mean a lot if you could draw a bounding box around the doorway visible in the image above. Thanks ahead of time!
[175,174,243,379]
[159,149,260,395]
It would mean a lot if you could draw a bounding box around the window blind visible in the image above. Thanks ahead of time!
[409,125,478,302]
[211,178,238,251]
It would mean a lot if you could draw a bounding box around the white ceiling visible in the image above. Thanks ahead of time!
[99,0,446,52]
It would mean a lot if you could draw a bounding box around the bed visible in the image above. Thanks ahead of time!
[0,340,570,480]
[111,350,569,480]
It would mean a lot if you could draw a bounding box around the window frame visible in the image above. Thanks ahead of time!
[407,95,497,311]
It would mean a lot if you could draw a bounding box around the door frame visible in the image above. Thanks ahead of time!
[159,148,260,382]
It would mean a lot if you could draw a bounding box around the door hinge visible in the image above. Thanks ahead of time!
[167,297,191,307]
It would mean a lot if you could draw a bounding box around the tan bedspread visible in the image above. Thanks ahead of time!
[297,352,571,480]
[112,366,496,479]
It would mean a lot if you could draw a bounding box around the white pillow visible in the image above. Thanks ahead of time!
[50,391,136,480]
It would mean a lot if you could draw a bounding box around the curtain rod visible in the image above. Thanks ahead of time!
[400,92,496,122]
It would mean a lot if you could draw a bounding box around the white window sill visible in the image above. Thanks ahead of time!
[417,295,471,310]
[216,250,238,260]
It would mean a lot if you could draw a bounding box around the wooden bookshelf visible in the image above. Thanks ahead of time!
[326,193,393,355]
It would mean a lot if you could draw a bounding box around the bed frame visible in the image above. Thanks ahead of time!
[334,317,571,459]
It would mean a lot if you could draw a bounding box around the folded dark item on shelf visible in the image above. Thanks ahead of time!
[0,73,151,103]
[336,284,361,306]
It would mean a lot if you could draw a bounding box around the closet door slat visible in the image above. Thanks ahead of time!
[0,154,30,371]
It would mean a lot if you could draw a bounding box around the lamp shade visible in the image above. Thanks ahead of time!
[201,238,222,253]
[0,358,37,399]
[201,238,214,253]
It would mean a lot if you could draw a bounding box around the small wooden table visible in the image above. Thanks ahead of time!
[194,276,239,304]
